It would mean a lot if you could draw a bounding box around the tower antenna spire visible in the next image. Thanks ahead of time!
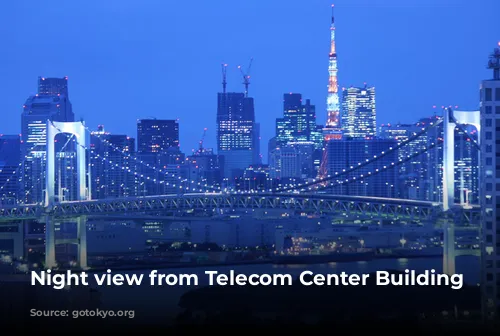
[324,3,340,131]
[221,63,228,93]
[331,3,335,24]
[319,4,341,178]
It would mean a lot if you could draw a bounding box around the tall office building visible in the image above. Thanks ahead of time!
[38,76,69,97]
[341,85,376,138]
[269,142,315,179]
[480,45,500,322]
[137,119,179,153]
[276,94,321,148]
[90,126,137,199]
[217,92,256,178]
[21,77,74,204]
[135,119,183,195]
[326,138,398,198]
[0,135,21,204]
[274,94,322,177]
[380,118,440,201]
[455,126,479,205]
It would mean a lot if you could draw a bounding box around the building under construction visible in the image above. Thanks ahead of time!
[216,62,260,179]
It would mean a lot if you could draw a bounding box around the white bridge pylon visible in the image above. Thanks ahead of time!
[442,108,480,276]
[45,120,89,269]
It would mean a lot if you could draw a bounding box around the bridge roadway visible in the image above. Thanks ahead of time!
[0,192,469,223]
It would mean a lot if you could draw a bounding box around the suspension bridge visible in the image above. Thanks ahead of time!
[0,108,481,274]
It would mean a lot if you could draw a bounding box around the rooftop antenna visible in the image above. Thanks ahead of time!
[238,58,253,97]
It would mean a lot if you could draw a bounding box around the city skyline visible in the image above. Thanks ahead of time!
[0,0,497,159]
[1,1,499,330]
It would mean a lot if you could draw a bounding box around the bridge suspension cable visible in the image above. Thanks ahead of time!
[73,139,209,193]
[82,126,222,193]
[300,118,479,193]
[49,124,224,195]
[273,117,443,193]
[451,121,480,152]
[303,139,442,193]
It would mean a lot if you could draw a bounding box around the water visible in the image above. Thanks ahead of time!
[90,255,479,323]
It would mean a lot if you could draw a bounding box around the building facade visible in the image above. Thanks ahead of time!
[326,138,398,198]
[341,85,376,139]
[21,77,74,204]
[90,126,137,199]
[216,92,256,178]
[0,135,21,204]
[137,119,179,153]
[480,45,500,322]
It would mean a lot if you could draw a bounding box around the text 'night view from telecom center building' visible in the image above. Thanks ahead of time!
[0,0,499,332]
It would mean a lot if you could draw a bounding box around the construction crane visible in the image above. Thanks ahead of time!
[238,58,253,97]
[197,128,208,155]
[221,63,228,93]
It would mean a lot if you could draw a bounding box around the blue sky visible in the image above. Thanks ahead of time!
[0,0,497,159]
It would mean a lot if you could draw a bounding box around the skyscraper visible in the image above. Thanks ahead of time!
[380,117,442,201]
[21,77,74,203]
[137,119,179,153]
[217,92,256,178]
[323,4,342,141]
[480,44,500,322]
[90,126,137,199]
[38,76,69,97]
[326,138,398,198]
[136,119,184,195]
[341,85,377,138]
[276,94,321,148]
[0,135,21,204]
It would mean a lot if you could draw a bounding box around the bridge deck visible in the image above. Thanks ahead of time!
[0,193,479,222]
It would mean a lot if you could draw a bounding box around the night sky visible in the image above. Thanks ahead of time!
[1,0,498,159]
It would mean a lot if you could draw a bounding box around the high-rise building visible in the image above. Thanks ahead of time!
[21,77,74,204]
[137,119,179,153]
[323,5,341,140]
[135,119,183,195]
[341,85,376,138]
[0,135,21,204]
[274,94,322,177]
[270,142,315,179]
[269,146,300,179]
[326,138,398,198]
[276,94,321,148]
[216,92,256,178]
[90,126,137,199]
[454,126,479,205]
[380,119,440,201]
[186,148,224,188]
[480,45,500,322]
[38,76,69,97]
[380,115,479,204]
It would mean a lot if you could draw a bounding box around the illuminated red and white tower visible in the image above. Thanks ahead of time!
[323,4,341,140]
[319,4,341,178]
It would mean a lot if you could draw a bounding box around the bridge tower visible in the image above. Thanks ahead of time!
[45,120,89,269]
[442,107,480,275]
